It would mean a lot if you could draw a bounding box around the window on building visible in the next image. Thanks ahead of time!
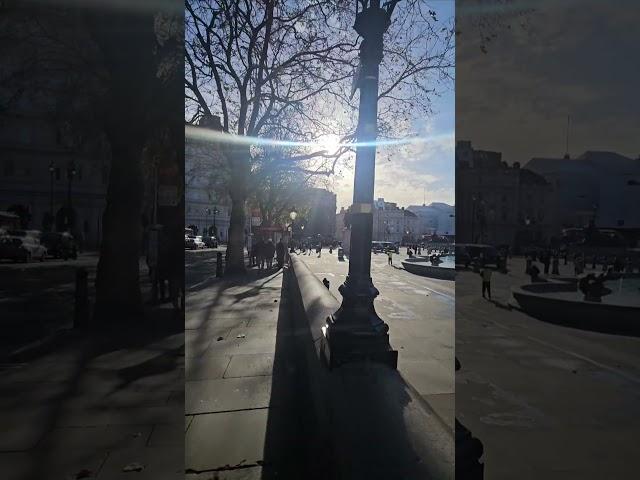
[3,159,14,176]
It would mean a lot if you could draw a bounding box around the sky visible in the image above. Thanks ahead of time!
[456,0,640,164]
[330,0,455,211]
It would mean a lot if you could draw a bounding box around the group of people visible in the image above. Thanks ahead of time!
[250,238,286,270]
[526,249,640,278]
[293,241,323,257]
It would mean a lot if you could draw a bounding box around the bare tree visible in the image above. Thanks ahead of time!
[185,0,454,272]
[456,0,534,54]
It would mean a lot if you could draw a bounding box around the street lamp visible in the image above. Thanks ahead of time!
[48,160,55,228]
[212,206,219,236]
[66,159,76,231]
[323,0,398,369]
[289,210,297,251]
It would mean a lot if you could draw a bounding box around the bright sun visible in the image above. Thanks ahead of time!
[319,134,341,153]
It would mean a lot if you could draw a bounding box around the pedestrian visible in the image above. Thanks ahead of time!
[529,263,541,282]
[542,251,551,275]
[552,255,560,275]
[480,267,492,299]
[525,255,532,275]
[265,238,275,269]
[316,241,322,258]
[276,238,285,269]
[322,277,330,289]
[256,238,265,270]
[387,249,393,265]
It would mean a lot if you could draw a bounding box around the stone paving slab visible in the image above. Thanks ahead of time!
[205,325,278,356]
[147,422,184,447]
[0,452,31,480]
[223,353,275,378]
[185,409,269,472]
[97,445,183,479]
[186,376,274,414]
[186,354,231,381]
[0,406,53,451]
[185,467,263,480]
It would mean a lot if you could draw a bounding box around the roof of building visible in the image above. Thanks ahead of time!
[526,151,640,176]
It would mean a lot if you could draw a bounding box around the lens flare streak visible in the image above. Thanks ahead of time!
[185,125,447,151]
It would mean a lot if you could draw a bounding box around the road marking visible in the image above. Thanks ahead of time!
[524,335,640,387]
[463,307,640,387]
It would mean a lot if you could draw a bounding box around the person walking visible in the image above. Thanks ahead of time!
[543,251,551,275]
[316,241,322,258]
[256,238,265,270]
[480,267,492,299]
[276,239,285,269]
[387,249,393,265]
[265,238,276,269]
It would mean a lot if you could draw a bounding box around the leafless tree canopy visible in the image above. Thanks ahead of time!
[185,0,454,170]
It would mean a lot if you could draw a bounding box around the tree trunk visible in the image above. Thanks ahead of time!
[225,145,250,274]
[86,8,158,322]
[94,139,145,321]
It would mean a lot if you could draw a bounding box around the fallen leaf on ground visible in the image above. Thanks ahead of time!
[122,462,145,472]
[236,334,246,338]
[73,469,93,479]
[217,336,224,341]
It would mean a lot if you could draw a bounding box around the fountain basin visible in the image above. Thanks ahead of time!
[401,255,455,280]
[511,274,640,335]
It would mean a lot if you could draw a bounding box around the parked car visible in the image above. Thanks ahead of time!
[202,235,218,248]
[456,243,500,267]
[455,245,471,267]
[0,236,47,262]
[185,235,197,249]
[372,241,397,253]
[41,232,77,260]
[194,236,206,249]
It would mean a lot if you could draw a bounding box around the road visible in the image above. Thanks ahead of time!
[456,257,640,479]
[297,248,454,427]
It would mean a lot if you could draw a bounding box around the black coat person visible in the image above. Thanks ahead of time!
[265,239,276,268]
[255,240,265,269]
[276,240,285,268]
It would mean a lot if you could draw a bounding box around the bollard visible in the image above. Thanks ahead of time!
[74,267,89,328]
[216,251,224,277]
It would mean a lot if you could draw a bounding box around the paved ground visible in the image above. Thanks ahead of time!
[456,256,640,479]
[297,248,455,427]
[0,255,184,480]
[0,252,100,359]
[185,256,308,479]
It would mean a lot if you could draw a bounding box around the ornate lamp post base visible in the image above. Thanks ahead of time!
[322,276,397,369]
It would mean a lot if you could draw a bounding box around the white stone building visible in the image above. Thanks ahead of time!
[185,116,231,240]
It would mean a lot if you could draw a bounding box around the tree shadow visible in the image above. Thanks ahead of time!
[1,303,184,480]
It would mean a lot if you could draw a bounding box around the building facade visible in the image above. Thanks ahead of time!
[407,202,456,237]
[185,116,231,241]
[456,141,554,248]
[525,151,640,230]
[0,113,109,249]
[303,187,337,240]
